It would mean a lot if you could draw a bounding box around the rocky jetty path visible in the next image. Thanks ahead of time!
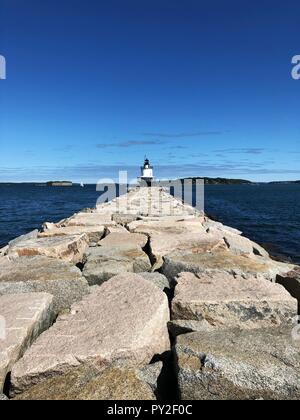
[0,187,300,400]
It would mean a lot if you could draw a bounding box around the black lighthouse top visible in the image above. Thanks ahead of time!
[143,157,152,169]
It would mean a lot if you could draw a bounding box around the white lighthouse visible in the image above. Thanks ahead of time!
[139,157,154,186]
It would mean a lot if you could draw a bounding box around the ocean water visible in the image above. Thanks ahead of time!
[204,184,300,264]
[0,183,299,264]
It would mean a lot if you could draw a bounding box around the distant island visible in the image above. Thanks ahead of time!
[181,177,300,185]
[0,178,299,186]
[46,181,73,187]
[181,177,252,185]
[268,180,300,184]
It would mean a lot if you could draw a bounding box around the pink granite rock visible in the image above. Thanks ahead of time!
[0,256,89,314]
[128,219,226,269]
[11,273,170,393]
[172,271,297,330]
[99,232,148,249]
[7,234,89,264]
[39,225,105,244]
[0,293,54,392]
[62,212,113,227]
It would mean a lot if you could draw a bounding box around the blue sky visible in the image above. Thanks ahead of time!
[0,0,300,182]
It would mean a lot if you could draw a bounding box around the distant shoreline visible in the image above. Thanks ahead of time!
[180,177,300,185]
[0,178,300,186]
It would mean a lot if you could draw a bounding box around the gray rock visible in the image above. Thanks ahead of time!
[62,212,113,227]
[83,245,151,286]
[137,362,163,393]
[202,220,242,235]
[168,319,215,338]
[13,363,159,400]
[11,273,170,394]
[139,272,171,291]
[88,285,100,293]
[0,256,90,314]
[104,224,130,234]
[223,233,269,258]
[39,225,105,244]
[99,232,148,248]
[277,268,300,311]
[175,327,300,400]
[0,293,54,392]
[97,187,199,218]
[223,233,254,255]
[8,230,39,247]
[112,213,138,226]
[0,246,8,256]
[252,242,270,258]
[172,271,297,331]
[128,218,223,270]
[162,250,294,282]
[7,234,89,264]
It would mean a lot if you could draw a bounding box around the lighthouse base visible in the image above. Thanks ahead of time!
[138,177,154,187]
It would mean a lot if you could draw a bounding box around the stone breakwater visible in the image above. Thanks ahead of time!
[0,187,300,400]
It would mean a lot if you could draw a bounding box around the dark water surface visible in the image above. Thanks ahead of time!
[205,184,300,264]
[0,183,299,264]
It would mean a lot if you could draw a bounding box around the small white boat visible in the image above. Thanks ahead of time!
[80,182,84,188]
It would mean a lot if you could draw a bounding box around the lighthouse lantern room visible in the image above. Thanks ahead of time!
[140,157,154,186]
